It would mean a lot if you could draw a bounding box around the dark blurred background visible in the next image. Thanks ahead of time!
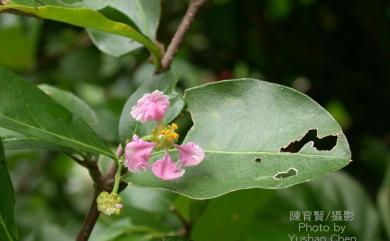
[0,0,389,240]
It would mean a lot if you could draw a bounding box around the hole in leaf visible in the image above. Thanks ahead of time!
[280,129,337,153]
[254,157,262,163]
[273,168,298,180]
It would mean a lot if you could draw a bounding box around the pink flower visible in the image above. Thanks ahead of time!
[175,142,205,167]
[125,135,155,172]
[130,90,170,123]
[152,151,185,180]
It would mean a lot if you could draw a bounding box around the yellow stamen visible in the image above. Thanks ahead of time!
[159,123,179,143]
[171,123,178,130]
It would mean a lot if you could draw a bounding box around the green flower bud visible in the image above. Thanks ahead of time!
[96,192,122,216]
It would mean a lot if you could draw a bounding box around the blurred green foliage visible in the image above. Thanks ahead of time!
[0,0,389,240]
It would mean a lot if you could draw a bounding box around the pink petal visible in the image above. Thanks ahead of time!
[152,152,184,180]
[175,142,205,167]
[130,90,170,123]
[125,135,155,172]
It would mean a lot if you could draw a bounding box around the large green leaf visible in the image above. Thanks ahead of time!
[0,127,72,151]
[124,79,351,199]
[0,4,162,67]
[0,67,114,158]
[87,0,161,57]
[0,140,18,241]
[1,85,97,151]
[119,65,184,143]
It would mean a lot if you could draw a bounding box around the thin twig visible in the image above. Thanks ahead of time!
[71,155,105,241]
[73,146,127,241]
[170,206,192,237]
[76,190,100,241]
[159,0,208,71]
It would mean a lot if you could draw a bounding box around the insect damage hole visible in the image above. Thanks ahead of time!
[254,157,262,163]
[280,129,337,153]
[273,168,298,180]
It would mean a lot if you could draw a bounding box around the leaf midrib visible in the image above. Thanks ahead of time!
[0,213,15,241]
[0,114,114,158]
[151,149,347,160]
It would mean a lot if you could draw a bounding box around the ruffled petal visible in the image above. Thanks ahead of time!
[125,135,155,172]
[175,142,205,167]
[152,152,184,180]
[130,90,170,123]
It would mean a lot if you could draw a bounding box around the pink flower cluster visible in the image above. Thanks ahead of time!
[130,90,170,123]
[125,91,204,180]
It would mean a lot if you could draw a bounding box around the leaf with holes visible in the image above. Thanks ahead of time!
[124,79,351,199]
[0,140,18,241]
[0,67,114,158]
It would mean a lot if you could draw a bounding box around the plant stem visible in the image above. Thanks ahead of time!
[73,156,117,241]
[76,190,100,241]
[159,0,208,71]
[112,160,122,194]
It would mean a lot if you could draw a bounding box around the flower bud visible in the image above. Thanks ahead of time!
[96,192,123,216]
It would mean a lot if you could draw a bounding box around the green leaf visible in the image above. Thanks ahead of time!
[87,0,161,57]
[8,0,68,6]
[1,83,98,151]
[378,164,390,239]
[0,127,72,151]
[123,186,176,213]
[65,0,160,38]
[0,67,114,158]
[87,30,142,58]
[190,189,272,241]
[0,140,18,241]
[124,79,351,199]
[110,0,161,40]
[0,4,162,68]
[90,219,133,241]
[118,66,184,143]
[38,84,98,127]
